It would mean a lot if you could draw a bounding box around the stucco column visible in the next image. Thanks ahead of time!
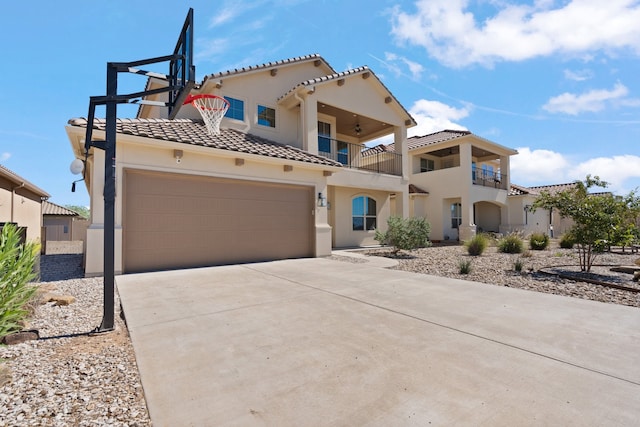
[315,183,332,256]
[85,148,105,277]
[500,155,510,187]
[458,142,476,240]
[299,90,318,155]
[394,125,410,219]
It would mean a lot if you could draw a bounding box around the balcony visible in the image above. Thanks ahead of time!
[318,138,402,176]
[473,169,508,190]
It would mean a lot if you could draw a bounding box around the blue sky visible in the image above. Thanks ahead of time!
[2,0,639,207]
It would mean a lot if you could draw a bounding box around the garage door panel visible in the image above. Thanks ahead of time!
[124,170,313,273]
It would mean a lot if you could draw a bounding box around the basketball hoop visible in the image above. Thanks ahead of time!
[183,94,230,135]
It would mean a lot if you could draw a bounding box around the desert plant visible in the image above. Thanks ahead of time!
[498,233,524,254]
[529,232,550,250]
[559,233,575,249]
[458,259,472,274]
[514,258,524,273]
[0,224,39,339]
[374,216,431,255]
[465,233,489,256]
[521,249,533,258]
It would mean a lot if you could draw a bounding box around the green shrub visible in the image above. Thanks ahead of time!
[559,233,575,249]
[458,259,472,274]
[514,258,524,273]
[498,233,523,254]
[529,232,550,250]
[374,216,431,254]
[465,233,489,256]
[0,224,39,338]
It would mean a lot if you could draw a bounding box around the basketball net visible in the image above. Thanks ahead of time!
[183,95,230,135]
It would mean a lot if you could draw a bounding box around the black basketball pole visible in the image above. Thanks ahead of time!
[82,8,194,334]
[97,63,118,332]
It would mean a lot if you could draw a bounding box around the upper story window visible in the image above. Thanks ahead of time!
[352,196,377,231]
[420,158,435,172]
[257,105,276,128]
[318,121,331,153]
[224,96,244,121]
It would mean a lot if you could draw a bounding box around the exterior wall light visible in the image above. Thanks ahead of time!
[174,149,184,164]
[317,192,327,207]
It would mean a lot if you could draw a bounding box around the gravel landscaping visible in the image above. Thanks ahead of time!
[366,244,640,308]
[1,244,638,426]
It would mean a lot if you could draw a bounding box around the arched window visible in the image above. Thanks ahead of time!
[352,196,377,231]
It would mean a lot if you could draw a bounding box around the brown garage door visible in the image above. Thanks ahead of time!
[123,169,314,273]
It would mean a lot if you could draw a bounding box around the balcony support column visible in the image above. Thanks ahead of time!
[394,125,409,219]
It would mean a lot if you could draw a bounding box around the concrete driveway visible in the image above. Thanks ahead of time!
[116,256,640,426]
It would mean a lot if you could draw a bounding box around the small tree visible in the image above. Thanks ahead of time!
[64,205,90,219]
[0,224,39,338]
[375,216,431,255]
[532,175,640,272]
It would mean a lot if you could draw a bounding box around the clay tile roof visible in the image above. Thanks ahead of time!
[43,201,79,216]
[408,184,429,195]
[204,54,334,80]
[0,164,49,198]
[361,144,391,157]
[278,66,417,128]
[67,118,341,167]
[528,182,578,194]
[386,129,472,152]
[509,183,540,196]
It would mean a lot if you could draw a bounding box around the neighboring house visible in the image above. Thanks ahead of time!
[507,182,609,238]
[0,164,49,243]
[379,130,518,241]
[66,54,417,276]
[42,201,89,242]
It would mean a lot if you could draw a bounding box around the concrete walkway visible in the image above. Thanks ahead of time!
[117,257,640,426]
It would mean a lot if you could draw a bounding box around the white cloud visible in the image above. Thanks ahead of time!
[408,99,469,136]
[391,0,640,68]
[510,147,570,184]
[383,52,425,80]
[568,155,640,192]
[542,82,630,115]
[195,38,230,61]
[0,152,10,162]
[563,68,593,81]
[209,4,244,28]
[511,148,640,194]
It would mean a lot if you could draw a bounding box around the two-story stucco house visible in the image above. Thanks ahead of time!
[66,54,420,275]
[378,130,518,241]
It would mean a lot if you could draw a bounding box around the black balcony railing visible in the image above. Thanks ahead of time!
[473,170,507,190]
[318,138,402,176]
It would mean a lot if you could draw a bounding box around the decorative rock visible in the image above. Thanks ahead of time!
[634,271,640,282]
[39,293,76,306]
[635,257,640,267]
[1,330,39,345]
[610,266,640,274]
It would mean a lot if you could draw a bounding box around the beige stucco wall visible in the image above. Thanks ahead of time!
[329,186,392,248]
[176,61,333,148]
[77,132,333,276]
[0,185,43,243]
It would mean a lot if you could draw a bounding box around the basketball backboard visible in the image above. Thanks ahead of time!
[168,8,195,119]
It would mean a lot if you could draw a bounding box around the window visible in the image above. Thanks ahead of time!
[224,96,244,121]
[257,105,276,127]
[318,121,331,154]
[481,164,494,178]
[337,140,348,165]
[420,158,435,172]
[451,203,462,229]
[352,196,377,231]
